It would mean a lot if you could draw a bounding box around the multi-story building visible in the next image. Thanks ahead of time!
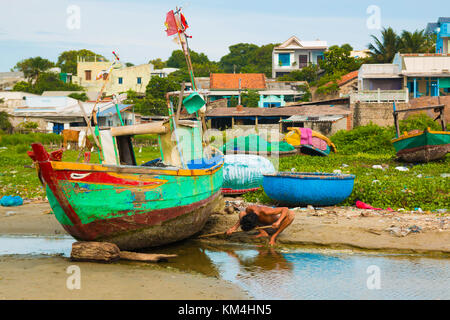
[426,17,450,54]
[73,57,178,95]
[272,36,327,78]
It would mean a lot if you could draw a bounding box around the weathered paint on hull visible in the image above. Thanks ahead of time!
[392,131,450,163]
[31,143,224,249]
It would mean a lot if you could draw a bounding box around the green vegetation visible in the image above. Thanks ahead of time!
[0,133,62,147]
[241,90,260,107]
[368,27,436,63]
[242,117,449,211]
[0,141,159,200]
[68,92,89,101]
[243,153,449,211]
[0,112,12,133]
[13,72,84,95]
[57,49,106,75]
[13,56,55,81]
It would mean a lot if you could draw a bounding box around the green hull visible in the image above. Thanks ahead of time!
[392,131,450,163]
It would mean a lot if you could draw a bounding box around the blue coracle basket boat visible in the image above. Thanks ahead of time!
[263,172,355,206]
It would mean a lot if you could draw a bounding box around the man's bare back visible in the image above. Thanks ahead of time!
[226,205,295,246]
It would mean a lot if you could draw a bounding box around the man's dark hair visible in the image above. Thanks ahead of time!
[241,212,258,231]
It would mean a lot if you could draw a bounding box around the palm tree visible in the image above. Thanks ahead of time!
[399,30,431,53]
[368,27,401,63]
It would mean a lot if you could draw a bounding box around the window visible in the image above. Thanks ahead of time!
[137,77,142,84]
[278,53,290,67]
[299,55,308,68]
[118,77,123,84]
[85,70,92,81]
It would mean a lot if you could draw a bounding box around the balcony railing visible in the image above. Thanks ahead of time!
[350,88,409,103]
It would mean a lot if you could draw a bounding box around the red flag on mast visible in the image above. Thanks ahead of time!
[164,10,178,36]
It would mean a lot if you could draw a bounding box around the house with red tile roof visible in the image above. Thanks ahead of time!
[210,73,266,90]
[207,73,308,108]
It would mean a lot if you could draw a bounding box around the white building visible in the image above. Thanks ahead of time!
[272,36,328,78]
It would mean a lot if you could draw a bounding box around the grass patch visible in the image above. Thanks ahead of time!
[243,153,450,211]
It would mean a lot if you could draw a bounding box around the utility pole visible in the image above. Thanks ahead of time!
[238,78,242,106]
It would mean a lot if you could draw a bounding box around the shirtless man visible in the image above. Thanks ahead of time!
[226,205,295,246]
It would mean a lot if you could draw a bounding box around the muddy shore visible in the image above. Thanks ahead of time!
[0,202,249,300]
[1,200,449,255]
[0,200,449,299]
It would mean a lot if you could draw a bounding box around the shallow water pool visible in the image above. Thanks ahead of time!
[1,236,449,300]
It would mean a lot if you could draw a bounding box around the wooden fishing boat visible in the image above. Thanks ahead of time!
[30,120,223,250]
[262,172,355,206]
[392,104,449,163]
[28,9,224,250]
[284,127,337,157]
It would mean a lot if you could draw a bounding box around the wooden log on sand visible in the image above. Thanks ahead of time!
[71,242,120,263]
[70,242,177,263]
[119,251,177,263]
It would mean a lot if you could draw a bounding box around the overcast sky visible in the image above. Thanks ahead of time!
[0,0,447,71]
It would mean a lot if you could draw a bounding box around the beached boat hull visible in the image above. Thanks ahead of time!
[392,130,450,163]
[31,143,224,250]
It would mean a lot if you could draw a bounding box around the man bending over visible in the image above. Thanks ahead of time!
[226,205,294,246]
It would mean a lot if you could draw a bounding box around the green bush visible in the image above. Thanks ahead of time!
[331,123,395,155]
[330,114,444,155]
[243,153,450,211]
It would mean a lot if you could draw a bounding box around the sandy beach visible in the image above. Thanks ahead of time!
[1,200,449,254]
[1,200,449,299]
[0,202,249,300]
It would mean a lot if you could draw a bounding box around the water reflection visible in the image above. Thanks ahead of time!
[1,236,449,300]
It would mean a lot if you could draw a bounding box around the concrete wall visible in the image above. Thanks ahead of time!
[351,102,409,127]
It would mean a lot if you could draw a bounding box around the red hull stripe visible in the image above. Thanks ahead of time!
[55,170,164,187]
[63,191,221,241]
[222,187,260,194]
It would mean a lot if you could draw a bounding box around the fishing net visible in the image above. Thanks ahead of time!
[222,134,295,153]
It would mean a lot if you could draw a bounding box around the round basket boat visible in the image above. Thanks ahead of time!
[262,172,355,206]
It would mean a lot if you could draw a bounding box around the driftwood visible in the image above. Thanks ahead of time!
[71,242,120,263]
[197,225,274,239]
[119,251,177,262]
[70,241,177,263]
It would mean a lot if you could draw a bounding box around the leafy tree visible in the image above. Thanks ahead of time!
[229,96,238,107]
[134,97,168,116]
[399,30,435,53]
[125,62,135,67]
[319,46,362,74]
[68,92,89,101]
[0,111,12,133]
[219,43,259,73]
[145,76,180,100]
[368,27,401,63]
[14,57,55,81]
[166,50,210,68]
[279,65,320,82]
[12,81,33,93]
[56,49,106,75]
[149,58,166,69]
[340,43,353,52]
[241,89,260,108]
[32,72,84,94]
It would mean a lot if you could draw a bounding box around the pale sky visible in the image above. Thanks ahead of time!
[0,0,447,71]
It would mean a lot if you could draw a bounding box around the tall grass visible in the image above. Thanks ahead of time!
[0,133,63,147]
